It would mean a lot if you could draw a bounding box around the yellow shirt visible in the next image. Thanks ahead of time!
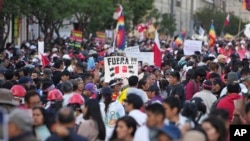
[118,87,129,104]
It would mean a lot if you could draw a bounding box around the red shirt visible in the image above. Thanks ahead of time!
[217,93,242,122]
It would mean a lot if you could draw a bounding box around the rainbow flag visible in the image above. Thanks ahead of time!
[208,22,216,47]
[114,5,126,50]
[174,31,186,47]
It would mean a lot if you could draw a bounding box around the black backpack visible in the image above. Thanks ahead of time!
[210,95,227,113]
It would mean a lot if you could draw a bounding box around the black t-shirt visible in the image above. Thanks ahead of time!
[168,83,185,107]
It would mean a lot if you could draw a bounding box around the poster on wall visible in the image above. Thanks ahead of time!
[104,56,138,82]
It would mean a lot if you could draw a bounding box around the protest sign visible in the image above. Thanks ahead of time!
[95,31,106,43]
[124,46,140,55]
[104,56,138,82]
[125,46,154,65]
[183,40,202,55]
[69,30,83,48]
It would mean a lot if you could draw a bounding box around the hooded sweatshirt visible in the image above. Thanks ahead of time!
[216,93,242,122]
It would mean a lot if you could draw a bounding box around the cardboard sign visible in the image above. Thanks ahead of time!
[104,56,138,82]
[183,40,202,55]
[69,30,83,48]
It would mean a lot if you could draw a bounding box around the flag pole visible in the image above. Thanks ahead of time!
[220,25,225,37]
[230,28,245,42]
[238,18,242,34]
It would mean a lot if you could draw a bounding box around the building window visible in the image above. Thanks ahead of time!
[176,0,181,7]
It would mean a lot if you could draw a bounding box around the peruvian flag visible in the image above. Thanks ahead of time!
[153,31,162,68]
[41,54,50,67]
[224,14,230,26]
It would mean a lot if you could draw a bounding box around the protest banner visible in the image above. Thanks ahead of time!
[104,56,138,82]
[95,31,106,43]
[183,40,202,55]
[69,30,83,48]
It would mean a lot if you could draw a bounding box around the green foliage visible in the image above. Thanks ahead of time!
[195,7,246,36]
[145,8,176,36]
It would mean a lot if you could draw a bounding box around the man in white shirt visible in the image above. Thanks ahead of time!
[124,94,147,126]
[193,80,217,115]
[133,103,165,141]
[61,81,74,106]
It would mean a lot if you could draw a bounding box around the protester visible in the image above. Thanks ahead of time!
[78,99,106,141]
[110,116,137,141]
[46,107,88,141]
[8,108,39,141]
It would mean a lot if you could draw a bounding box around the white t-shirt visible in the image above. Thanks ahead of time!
[100,100,125,141]
[129,109,147,126]
[133,125,150,141]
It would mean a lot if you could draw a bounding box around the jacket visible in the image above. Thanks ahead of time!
[216,93,242,122]
[10,132,40,141]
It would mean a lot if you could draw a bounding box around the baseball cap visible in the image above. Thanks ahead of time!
[100,86,113,96]
[84,83,97,94]
[217,54,227,60]
[158,125,181,140]
[18,76,31,84]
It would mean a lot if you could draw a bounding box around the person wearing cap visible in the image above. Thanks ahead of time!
[0,88,18,113]
[18,76,32,90]
[216,81,243,122]
[146,84,163,105]
[124,94,147,126]
[83,83,97,101]
[157,125,181,141]
[109,78,123,101]
[193,80,217,115]
[99,86,125,141]
[8,108,39,141]
[219,72,247,98]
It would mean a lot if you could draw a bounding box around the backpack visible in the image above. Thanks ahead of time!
[210,95,227,113]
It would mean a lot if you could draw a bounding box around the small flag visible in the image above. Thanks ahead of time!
[153,31,162,68]
[198,25,205,36]
[174,31,186,47]
[41,54,50,67]
[224,14,230,26]
[243,0,247,10]
[208,21,216,47]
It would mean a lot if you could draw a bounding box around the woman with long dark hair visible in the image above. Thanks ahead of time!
[77,99,106,141]
[99,87,125,141]
[109,116,137,141]
[32,107,51,141]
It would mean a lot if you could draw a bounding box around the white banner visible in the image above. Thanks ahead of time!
[183,40,202,55]
[104,56,138,82]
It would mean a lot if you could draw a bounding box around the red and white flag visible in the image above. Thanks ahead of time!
[153,31,162,68]
[224,14,230,26]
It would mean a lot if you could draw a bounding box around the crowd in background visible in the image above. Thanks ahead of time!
[1,36,250,141]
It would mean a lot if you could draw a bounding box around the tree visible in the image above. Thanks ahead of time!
[195,7,246,36]
[0,0,22,48]
[23,0,73,46]
[145,8,176,36]
[70,0,155,37]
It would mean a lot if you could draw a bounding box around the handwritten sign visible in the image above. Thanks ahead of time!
[124,46,140,54]
[183,40,202,55]
[104,56,138,82]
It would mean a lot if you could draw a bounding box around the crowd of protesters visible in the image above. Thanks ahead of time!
[1,36,250,141]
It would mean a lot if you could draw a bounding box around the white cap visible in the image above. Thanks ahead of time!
[62,54,71,60]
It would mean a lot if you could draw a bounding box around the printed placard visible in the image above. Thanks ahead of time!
[104,56,138,82]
